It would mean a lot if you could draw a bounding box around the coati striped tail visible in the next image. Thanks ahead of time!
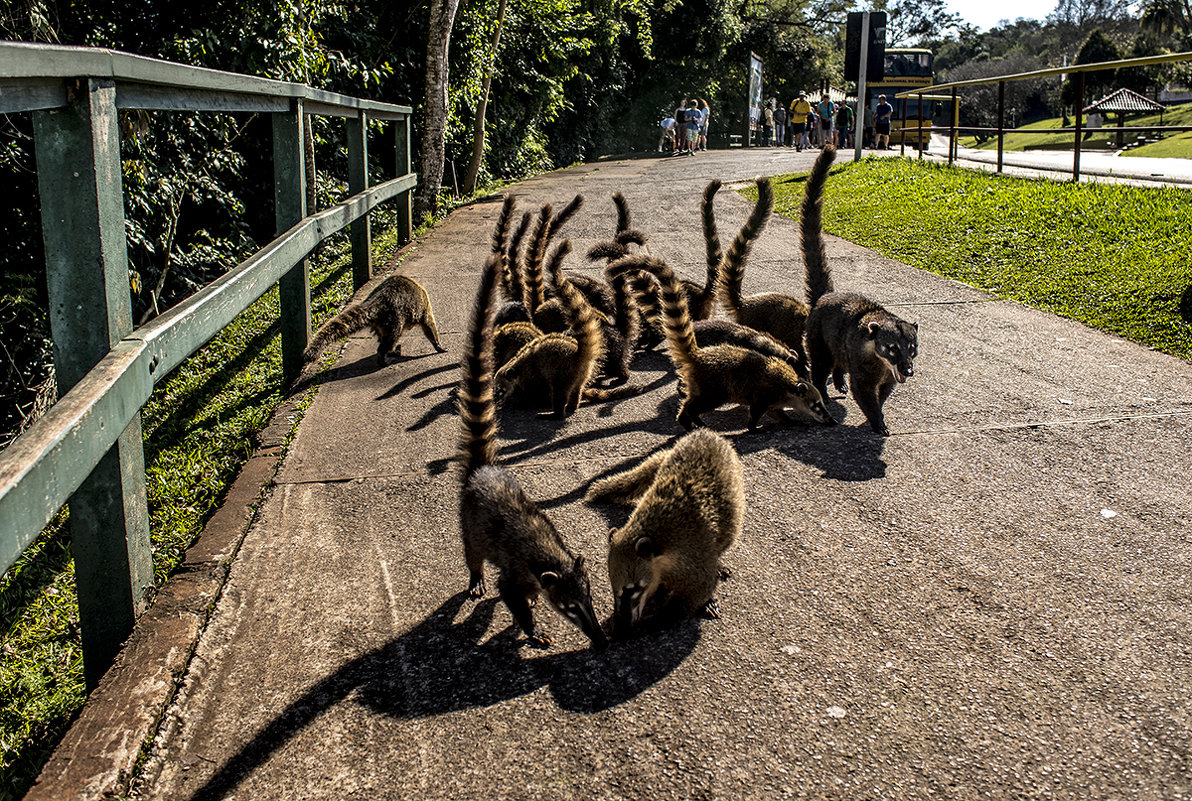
[701,179,724,296]
[717,177,774,317]
[524,204,553,315]
[802,145,836,307]
[506,210,532,303]
[458,255,502,480]
[548,194,584,240]
[625,270,663,328]
[550,240,604,380]
[607,255,699,376]
[492,194,517,299]
[303,302,375,363]
[613,192,631,233]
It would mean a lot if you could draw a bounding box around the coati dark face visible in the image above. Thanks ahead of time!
[785,380,836,425]
[869,320,918,384]
[540,556,608,649]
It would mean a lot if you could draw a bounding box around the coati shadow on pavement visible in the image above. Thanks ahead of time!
[186,592,699,801]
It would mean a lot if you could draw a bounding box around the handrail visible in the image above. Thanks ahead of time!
[903,51,1192,94]
[0,40,411,117]
[891,51,1192,180]
[0,41,417,686]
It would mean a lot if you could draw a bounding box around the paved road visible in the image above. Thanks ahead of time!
[46,148,1192,800]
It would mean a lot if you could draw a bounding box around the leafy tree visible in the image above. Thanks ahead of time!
[877,0,965,46]
[1061,27,1122,108]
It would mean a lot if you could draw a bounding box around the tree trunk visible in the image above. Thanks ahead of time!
[414,0,463,220]
[462,0,507,197]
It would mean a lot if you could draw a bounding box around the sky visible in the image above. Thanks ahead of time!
[943,0,1058,31]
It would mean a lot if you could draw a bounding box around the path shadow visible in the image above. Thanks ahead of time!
[187,592,699,801]
[375,361,456,401]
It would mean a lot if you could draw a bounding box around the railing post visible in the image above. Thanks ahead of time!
[917,91,924,160]
[394,115,413,245]
[32,78,153,689]
[997,80,1005,174]
[949,87,958,166]
[347,110,372,290]
[899,97,907,156]
[273,100,311,382]
[1073,72,1084,182]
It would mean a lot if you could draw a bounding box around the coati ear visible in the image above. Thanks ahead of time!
[573,555,586,572]
[867,321,882,338]
[634,537,656,558]
[539,571,560,588]
[793,382,812,398]
[607,527,617,542]
[912,321,919,330]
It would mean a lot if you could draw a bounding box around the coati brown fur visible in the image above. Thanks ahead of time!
[802,152,918,436]
[457,251,607,649]
[301,273,446,374]
[717,173,812,359]
[493,321,543,370]
[494,239,605,417]
[587,428,744,637]
[606,254,834,431]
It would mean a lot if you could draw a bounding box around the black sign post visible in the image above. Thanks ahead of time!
[846,11,886,160]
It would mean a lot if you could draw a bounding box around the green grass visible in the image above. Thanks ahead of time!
[958,101,1192,159]
[767,157,1192,362]
[0,216,406,800]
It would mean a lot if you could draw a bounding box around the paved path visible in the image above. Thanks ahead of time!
[45,149,1192,800]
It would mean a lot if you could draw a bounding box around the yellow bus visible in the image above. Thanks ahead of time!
[864,48,945,150]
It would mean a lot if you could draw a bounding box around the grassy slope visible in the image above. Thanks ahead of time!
[766,157,1192,362]
[0,219,404,800]
[957,101,1192,158]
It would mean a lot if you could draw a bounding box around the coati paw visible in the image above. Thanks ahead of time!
[468,575,486,598]
[528,633,554,648]
[718,566,733,581]
[700,599,722,620]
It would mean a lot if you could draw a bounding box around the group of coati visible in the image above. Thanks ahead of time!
[301,145,919,648]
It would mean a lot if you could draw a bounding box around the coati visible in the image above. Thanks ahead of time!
[717,172,812,360]
[606,254,834,431]
[627,271,809,378]
[457,251,607,649]
[493,239,605,417]
[802,158,918,437]
[586,428,744,636]
[301,273,447,375]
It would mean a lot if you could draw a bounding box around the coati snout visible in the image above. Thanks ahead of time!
[869,320,918,384]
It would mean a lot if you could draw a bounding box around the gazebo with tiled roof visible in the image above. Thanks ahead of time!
[1083,87,1165,148]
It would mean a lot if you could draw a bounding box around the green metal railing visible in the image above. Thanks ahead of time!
[895,51,1192,180]
[0,41,417,687]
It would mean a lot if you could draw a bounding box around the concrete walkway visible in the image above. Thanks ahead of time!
[35,148,1192,800]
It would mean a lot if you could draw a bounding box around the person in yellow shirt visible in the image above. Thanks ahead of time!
[790,92,812,151]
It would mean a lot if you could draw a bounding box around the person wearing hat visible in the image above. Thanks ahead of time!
[790,92,812,152]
